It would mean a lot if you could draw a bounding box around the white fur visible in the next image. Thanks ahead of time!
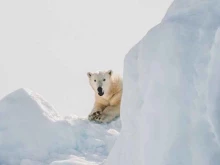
[87,70,123,123]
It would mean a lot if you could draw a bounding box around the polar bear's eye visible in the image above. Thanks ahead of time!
[103,79,106,81]
[94,80,96,82]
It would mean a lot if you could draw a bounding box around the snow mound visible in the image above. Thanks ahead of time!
[106,0,220,165]
[0,88,121,165]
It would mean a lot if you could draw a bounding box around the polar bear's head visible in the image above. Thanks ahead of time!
[87,70,113,96]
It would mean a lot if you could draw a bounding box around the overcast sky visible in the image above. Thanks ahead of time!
[0,0,173,117]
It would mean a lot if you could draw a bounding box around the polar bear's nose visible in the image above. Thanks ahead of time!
[97,87,104,96]
[97,87,103,93]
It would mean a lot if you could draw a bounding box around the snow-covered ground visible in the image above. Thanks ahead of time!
[106,0,220,165]
[1,0,220,165]
[0,88,121,165]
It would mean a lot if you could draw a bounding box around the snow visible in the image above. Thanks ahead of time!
[1,0,220,165]
[106,0,220,165]
[0,88,121,165]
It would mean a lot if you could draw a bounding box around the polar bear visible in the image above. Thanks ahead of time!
[87,70,123,123]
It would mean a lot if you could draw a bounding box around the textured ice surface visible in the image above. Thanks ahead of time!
[0,88,121,165]
[106,0,220,165]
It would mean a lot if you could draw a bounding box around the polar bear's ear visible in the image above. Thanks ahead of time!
[107,70,113,76]
[87,72,92,78]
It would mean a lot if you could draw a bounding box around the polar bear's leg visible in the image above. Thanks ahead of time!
[96,105,120,123]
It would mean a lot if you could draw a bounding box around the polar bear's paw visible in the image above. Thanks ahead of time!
[88,111,103,121]
[95,113,109,123]
[88,111,112,123]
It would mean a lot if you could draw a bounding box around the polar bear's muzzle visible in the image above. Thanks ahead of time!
[97,87,104,96]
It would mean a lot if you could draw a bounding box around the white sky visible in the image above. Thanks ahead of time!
[0,0,173,117]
